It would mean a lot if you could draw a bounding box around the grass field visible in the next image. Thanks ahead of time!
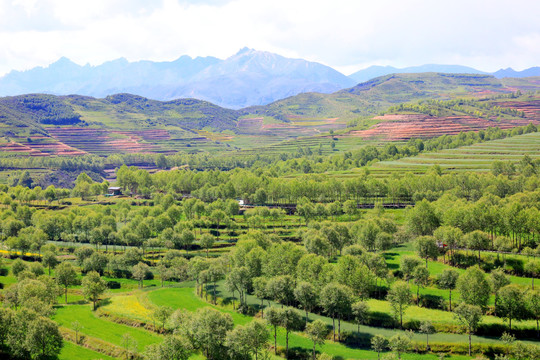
[144,287,472,359]
[53,305,162,352]
[59,341,117,360]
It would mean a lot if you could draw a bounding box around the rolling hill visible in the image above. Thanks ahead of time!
[1,73,540,158]
[242,73,540,123]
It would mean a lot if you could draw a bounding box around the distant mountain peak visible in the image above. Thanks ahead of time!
[50,56,78,67]
[0,48,355,109]
[236,47,254,55]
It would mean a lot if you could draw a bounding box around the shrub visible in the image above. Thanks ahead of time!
[106,281,121,289]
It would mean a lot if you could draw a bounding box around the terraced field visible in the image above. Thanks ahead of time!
[371,131,540,174]
[45,127,231,155]
[0,136,86,156]
[351,114,539,141]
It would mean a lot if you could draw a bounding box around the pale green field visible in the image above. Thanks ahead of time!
[371,132,540,174]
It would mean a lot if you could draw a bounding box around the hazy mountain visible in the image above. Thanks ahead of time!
[349,64,540,83]
[349,64,486,83]
[0,48,354,109]
[492,67,540,78]
[157,48,355,108]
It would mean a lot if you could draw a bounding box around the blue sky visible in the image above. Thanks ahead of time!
[0,0,539,75]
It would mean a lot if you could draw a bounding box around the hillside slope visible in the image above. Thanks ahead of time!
[243,73,540,122]
[1,74,540,157]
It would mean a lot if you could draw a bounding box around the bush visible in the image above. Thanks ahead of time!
[144,270,154,280]
[106,281,121,289]
[419,294,445,310]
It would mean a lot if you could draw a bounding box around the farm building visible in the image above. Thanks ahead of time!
[107,187,122,196]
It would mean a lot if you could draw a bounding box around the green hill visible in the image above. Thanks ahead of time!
[0,74,539,157]
[243,73,540,122]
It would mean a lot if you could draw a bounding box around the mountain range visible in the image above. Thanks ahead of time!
[0,48,539,109]
[348,65,540,83]
[0,48,355,109]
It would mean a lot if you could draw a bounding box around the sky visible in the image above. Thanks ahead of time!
[0,0,539,76]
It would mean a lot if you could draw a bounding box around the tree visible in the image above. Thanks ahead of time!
[371,334,388,360]
[226,319,269,360]
[82,253,108,275]
[132,262,151,289]
[244,319,270,360]
[188,308,233,359]
[75,246,95,266]
[42,251,59,276]
[223,323,250,359]
[497,285,528,330]
[413,266,430,305]
[156,262,168,287]
[29,262,45,277]
[11,258,28,277]
[121,333,138,360]
[457,266,491,310]
[526,290,540,338]
[55,262,78,303]
[72,321,83,345]
[155,154,168,169]
[82,270,106,310]
[415,236,439,267]
[387,281,411,329]
[490,268,510,313]
[225,266,250,308]
[434,226,462,265]
[153,306,173,332]
[454,303,482,356]
[280,308,303,359]
[419,321,436,350]
[465,230,490,263]
[320,283,353,341]
[294,281,318,325]
[400,256,421,283]
[266,275,295,307]
[389,333,411,360]
[180,230,195,254]
[406,199,439,236]
[353,220,381,251]
[305,320,329,360]
[351,301,370,333]
[199,234,216,258]
[265,307,282,355]
[143,335,192,360]
[252,277,270,317]
[25,317,63,360]
[343,200,357,219]
[438,269,459,311]
[525,260,540,289]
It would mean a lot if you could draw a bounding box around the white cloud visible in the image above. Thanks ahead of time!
[0,0,539,75]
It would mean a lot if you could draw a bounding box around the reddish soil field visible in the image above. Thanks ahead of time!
[0,137,86,157]
[350,114,540,141]
[47,128,171,153]
[493,99,540,118]
[0,142,46,156]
